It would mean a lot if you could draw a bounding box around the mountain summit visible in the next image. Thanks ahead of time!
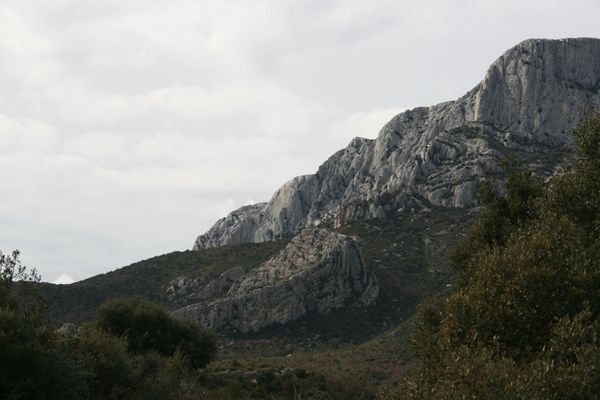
[194,38,600,250]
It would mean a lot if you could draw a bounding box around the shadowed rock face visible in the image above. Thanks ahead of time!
[193,38,600,250]
[174,228,378,333]
[165,266,245,307]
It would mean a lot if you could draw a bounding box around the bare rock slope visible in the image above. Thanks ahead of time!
[173,228,378,333]
[194,38,600,250]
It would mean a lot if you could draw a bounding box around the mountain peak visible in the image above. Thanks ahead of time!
[194,38,600,250]
[470,37,600,142]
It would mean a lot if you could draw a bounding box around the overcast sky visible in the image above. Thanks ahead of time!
[1,0,599,283]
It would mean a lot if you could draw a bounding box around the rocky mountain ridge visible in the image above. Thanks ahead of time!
[173,228,378,333]
[194,38,600,250]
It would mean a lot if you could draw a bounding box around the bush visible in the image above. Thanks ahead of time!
[96,297,217,368]
[66,324,132,399]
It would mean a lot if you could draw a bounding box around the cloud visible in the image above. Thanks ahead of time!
[1,0,599,282]
[326,107,407,146]
[0,114,58,154]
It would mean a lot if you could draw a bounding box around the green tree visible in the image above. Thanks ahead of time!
[400,115,600,399]
[96,297,217,369]
[0,252,218,399]
[449,157,544,274]
[0,249,47,320]
[0,250,86,400]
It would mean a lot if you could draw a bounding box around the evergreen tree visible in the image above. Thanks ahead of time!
[400,115,600,399]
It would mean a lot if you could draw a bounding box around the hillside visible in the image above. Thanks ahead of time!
[41,240,288,324]
[41,205,474,396]
[42,206,472,340]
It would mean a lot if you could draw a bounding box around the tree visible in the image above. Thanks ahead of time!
[0,249,46,320]
[449,157,544,274]
[0,252,217,399]
[96,297,217,369]
[399,115,600,399]
[0,250,86,400]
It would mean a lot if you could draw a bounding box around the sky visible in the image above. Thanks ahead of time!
[1,0,599,284]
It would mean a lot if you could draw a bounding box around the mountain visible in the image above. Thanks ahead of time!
[194,38,600,250]
[40,240,288,324]
[173,228,379,333]
[43,38,600,341]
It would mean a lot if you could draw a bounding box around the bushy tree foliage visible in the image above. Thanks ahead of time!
[449,158,545,273]
[96,297,216,369]
[0,252,217,399]
[400,115,600,399]
[0,250,47,320]
[0,251,87,400]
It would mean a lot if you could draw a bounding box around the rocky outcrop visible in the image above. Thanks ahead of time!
[193,204,267,249]
[56,323,78,337]
[332,191,431,228]
[194,38,600,250]
[175,228,378,333]
[165,266,245,306]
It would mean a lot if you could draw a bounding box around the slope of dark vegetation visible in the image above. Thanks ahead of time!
[41,240,288,324]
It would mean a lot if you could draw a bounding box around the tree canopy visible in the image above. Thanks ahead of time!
[400,115,600,399]
[0,252,217,399]
[96,297,216,369]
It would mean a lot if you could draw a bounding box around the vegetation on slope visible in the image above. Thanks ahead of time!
[1,255,370,399]
[41,240,288,324]
[37,181,475,398]
[206,206,474,397]
[41,200,472,344]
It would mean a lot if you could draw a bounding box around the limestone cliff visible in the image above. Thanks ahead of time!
[174,228,378,333]
[194,38,600,250]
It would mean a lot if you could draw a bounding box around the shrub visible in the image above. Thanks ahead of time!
[96,297,217,368]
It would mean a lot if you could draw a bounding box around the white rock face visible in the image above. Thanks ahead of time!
[194,38,600,250]
[193,204,267,249]
[175,228,378,333]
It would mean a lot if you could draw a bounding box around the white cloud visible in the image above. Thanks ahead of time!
[0,114,58,154]
[327,108,408,146]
